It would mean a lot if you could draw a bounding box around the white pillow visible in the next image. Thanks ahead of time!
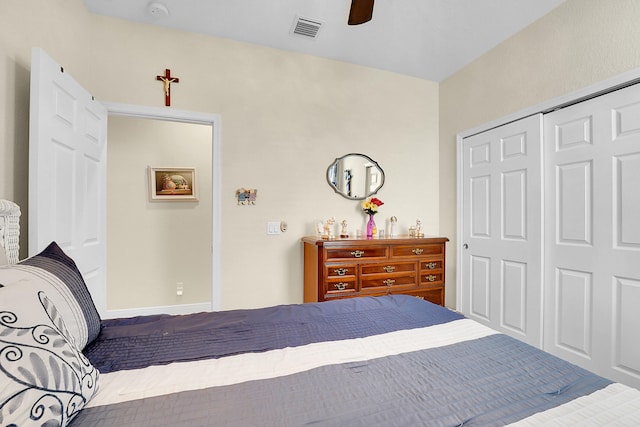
[0,282,100,426]
[0,242,102,349]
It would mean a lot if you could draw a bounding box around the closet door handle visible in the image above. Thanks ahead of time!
[463,243,469,250]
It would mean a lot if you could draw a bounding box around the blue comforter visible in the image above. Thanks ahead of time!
[76,295,612,426]
[84,295,462,372]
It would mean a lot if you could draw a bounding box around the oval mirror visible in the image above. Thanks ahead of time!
[326,153,385,200]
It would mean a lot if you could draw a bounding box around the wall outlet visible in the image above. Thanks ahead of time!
[176,282,184,296]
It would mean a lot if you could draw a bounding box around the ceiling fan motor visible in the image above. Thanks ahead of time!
[348,0,374,25]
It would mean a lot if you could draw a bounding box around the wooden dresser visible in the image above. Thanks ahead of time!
[302,236,448,306]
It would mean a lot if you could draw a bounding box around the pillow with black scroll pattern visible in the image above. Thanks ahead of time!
[0,282,99,426]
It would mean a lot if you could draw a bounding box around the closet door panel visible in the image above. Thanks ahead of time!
[470,255,491,319]
[615,153,640,247]
[554,267,592,357]
[461,114,543,347]
[502,260,527,333]
[502,169,527,240]
[611,103,640,383]
[556,161,592,245]
[614,276,640,378]
[545,84,640,389]
[470,175,491,237]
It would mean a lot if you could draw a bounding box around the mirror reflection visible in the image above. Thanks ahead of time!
[327,153,385,200]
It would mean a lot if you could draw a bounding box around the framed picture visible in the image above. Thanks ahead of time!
[148,167,198,201]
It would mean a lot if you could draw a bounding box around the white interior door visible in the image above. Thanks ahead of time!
[29,48,108,316]
[461,114,543,347]
[544,84,640,388]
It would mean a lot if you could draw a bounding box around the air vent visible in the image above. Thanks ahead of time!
[291,16,323,39]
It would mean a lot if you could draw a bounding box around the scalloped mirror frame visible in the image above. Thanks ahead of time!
[326,153,385,200]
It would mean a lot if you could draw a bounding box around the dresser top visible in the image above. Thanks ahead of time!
[302,235,449,247]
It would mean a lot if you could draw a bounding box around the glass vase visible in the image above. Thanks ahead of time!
[366,214,376,238]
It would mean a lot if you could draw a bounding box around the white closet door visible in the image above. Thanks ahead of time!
[461,114,543,347]
[544,84,640,388]
[29,48,108,316]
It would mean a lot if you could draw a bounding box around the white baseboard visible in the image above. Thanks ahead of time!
[103,302,212,319]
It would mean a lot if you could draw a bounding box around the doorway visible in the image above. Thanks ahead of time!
[104,103,221,316]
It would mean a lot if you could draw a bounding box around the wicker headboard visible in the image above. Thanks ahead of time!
[0,199,21,264]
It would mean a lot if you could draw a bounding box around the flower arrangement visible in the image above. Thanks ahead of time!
[361,197,384,216]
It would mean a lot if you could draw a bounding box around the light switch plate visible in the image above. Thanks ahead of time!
[267,221,281,235]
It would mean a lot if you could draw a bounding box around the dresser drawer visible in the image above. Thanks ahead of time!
[325,264,357,278]
[420,272,443,285]
[325,246,388,261]
[361,274,417,290]
[390,244,443,259]
[326,278,357,294]
[360,261,416,276]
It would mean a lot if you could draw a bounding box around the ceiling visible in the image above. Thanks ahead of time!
[83,0,566,82]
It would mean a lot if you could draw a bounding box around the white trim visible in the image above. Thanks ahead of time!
[104,302,213,319]
[104,103,220,126]
[103,102,223,312]
[455,66,640,311]
[455,134,464,311]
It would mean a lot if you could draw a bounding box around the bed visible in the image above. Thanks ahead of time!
[2,202,640,426]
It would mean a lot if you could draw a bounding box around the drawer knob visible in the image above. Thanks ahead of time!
[383,279,395,286]
[412,248,424,255]
[334,268,348,276]
[425,262,437,270]
[425,275,437,282]
[350,250,365,258]
[334,283,348,291]
[383,265,396,273]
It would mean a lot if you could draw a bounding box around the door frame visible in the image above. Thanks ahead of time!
[456,66,640,311]
[104,102,222,312]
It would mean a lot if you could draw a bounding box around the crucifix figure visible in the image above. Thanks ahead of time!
[156,68,179,106]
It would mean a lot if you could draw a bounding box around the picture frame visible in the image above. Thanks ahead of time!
[148,166,198,201]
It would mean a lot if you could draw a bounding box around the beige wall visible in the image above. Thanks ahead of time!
[439,0,640,307]
[0,0,439,310]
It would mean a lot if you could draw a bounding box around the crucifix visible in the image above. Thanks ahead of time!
[156,68,179,106]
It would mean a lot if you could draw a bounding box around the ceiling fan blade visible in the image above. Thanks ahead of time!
[348,0,374,25]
